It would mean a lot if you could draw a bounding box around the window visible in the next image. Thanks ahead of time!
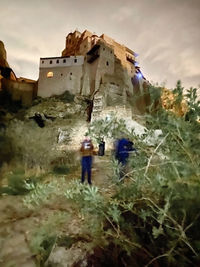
[47,71,53,78]
[61,73,63,76]
[56,59,59,64]
[63,59,66,63]
[74,58,77,63]
[103,48,105,51]
[42,60,44,64]
[70,72,72,75]
[106,61,109,66]
[50,60,52,64]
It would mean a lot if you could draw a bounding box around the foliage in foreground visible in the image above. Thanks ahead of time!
[0,169,37,195]
[74,82,200,266]
[22,82,200,266]
[29,212,69,266]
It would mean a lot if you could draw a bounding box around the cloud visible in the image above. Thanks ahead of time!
[111,6,134,22]
[10,57,39,80]
[0,0,199,88]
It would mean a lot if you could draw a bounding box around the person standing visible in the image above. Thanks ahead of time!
[115,137,130,166]
[115,136,136,180]
[80,136,94,185]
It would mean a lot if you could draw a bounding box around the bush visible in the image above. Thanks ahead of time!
[4,119,74,170]
[66,82,200,266]
[29,212,68,266]
[0,169,36,195]
[55,90,75,103]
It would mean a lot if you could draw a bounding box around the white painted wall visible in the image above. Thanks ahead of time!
[38,65,83,97]
[40,56,84,68]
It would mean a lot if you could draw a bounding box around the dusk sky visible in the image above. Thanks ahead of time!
[1,0,200,90]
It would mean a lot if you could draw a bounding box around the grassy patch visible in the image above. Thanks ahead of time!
[52,165,70,175]
[0,169,37,195]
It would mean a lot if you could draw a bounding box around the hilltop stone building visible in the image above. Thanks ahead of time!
[38,30,150,117]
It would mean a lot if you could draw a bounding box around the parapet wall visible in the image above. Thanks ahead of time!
[2,78,37,106]
[40,56,84,68]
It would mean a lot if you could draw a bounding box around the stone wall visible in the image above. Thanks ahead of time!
[2,78,37,107]
[38,56,84,97]
[100,34,135,69]
[62,31,136,73]
[38,30,151,117]
[62,31,82,56]
[79,36,92,56]
[93,42,115,93]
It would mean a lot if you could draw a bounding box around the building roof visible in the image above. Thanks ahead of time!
[18,77,37,83]
[40,56,74,60]
[125,47,134,55]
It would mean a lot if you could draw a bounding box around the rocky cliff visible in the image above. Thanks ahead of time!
[0,41,9,68]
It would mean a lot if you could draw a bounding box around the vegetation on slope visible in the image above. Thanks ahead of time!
[0,82,199,266]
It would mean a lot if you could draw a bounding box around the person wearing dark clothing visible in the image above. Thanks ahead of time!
[98,139,105,156]
[80,137,94,185]
[115,138,130,166]
[127,140,137,154]
[115,137,136,179]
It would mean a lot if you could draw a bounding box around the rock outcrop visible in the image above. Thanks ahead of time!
[0,41,9,68]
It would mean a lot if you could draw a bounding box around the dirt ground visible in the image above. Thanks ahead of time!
[0,154,114,267]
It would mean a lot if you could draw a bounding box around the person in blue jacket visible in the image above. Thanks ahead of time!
[115,136,136,179]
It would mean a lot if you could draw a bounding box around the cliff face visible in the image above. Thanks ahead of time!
[0,40,16,80]
[0,41,9,68]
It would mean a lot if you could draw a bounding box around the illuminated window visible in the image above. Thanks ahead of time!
[47,71,53,78]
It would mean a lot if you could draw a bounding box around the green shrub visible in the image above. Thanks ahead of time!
[55,90,75,103]
[52,165,70,175]
[67,82,200,266]
[0,169,37,195]
[29,212,68,266]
